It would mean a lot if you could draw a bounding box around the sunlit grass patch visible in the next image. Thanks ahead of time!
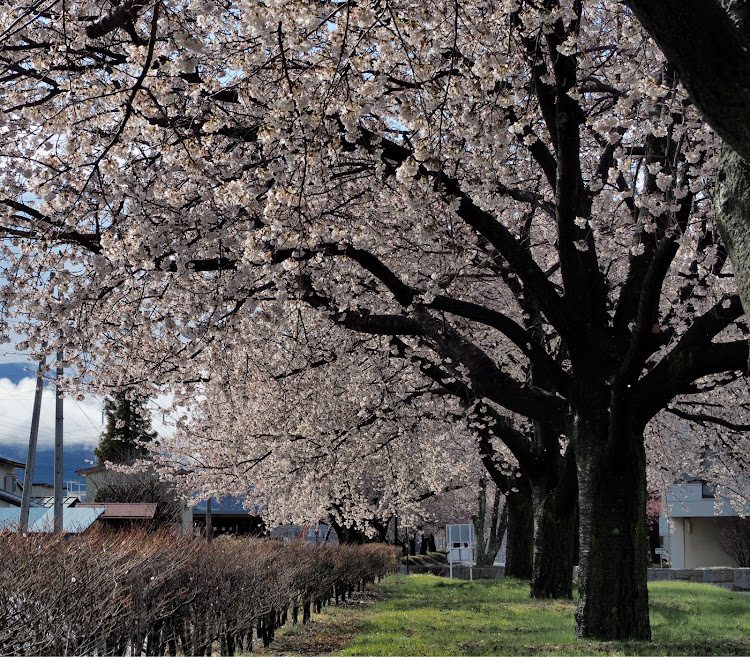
[646,581,750,655]
[257,575,750,655]
[340,576,577,655]
[335,575,750,656]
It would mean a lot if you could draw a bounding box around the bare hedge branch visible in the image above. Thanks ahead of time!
[0,528,399,656]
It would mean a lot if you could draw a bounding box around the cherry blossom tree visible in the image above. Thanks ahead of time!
[156,330,484,540]
[1,0,749,640]
[646,378,750,518]
[472,476,508,568]
[153,331,539,573]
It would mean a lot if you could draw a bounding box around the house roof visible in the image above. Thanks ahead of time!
[0,489,26,507]
[76,503,157,519]
[75,464,108,476]
[0,454,25,469]
[0,507,46,528]
[192,496,259,516]
[0,507,105,533]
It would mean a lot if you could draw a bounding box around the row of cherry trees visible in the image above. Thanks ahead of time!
[1,0,749,640]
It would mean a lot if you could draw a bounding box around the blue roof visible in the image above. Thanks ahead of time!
[192,496,260,515]
[0,507,47,531]
[0,507,104,533]
[0,489,24,506]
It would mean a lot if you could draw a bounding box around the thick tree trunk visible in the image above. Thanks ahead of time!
[473,477,507,567]
[504,487,533,579]
[625,0,750,162]
[716,141,750,348]
[530,481,577,599]
[328,516,367,544]
[574,415,651,640]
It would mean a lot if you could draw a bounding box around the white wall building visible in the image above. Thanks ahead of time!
[661,481,749,568]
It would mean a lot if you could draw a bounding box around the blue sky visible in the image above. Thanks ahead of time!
[0,360,103,483]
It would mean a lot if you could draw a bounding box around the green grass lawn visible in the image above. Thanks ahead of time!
[265,574,750,656]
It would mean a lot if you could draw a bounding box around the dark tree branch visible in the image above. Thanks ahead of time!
[333,244,572,397]
[356,128,574,346]
[0,200,103,253]
[638,295,747,418]
[544,4,611,378]
[330,307,569,424]
[86,0,146,39]
[666,406,750,432]
[615,194,693,384]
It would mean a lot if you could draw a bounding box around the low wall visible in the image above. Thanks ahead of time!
[648,567,750,591]
[398,565,750,589]
[396,564,505,580]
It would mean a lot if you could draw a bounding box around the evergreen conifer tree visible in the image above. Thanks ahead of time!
[94,390,157,464]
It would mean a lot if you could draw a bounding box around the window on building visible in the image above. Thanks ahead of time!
[3,474,17,493]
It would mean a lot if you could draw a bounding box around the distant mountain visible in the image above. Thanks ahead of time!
[0,362,95,486]
[0,362,37,385]
[0,443,94,486]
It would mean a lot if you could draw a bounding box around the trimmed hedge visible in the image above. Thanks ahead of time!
[0,528,399,656]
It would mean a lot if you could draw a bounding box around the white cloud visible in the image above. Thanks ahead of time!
[0,377,103,449]
[147,393,178,442]
[0,375,177,459]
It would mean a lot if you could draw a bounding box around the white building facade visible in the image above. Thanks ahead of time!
[661,481,748,568]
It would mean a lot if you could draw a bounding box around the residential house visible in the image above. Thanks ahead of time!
[0,455,25,507]
[76,502,159,530]
[192,496,264,538]
[77,463,194,534]
[1,455,79,510]
[75,463,116,501]
[660,479,750,568]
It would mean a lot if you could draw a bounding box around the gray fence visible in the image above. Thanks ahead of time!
[398,565,750,590]
[648,567,750,591]
[396,564,504,579]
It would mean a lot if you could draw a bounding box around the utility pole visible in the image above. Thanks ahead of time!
[205,497,213,544]
[53,347,64,534]
[405,524,410,575]
[19,356,47,533]
[52,273,64,535]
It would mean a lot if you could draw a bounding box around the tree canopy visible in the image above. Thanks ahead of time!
[1,0,748,640]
